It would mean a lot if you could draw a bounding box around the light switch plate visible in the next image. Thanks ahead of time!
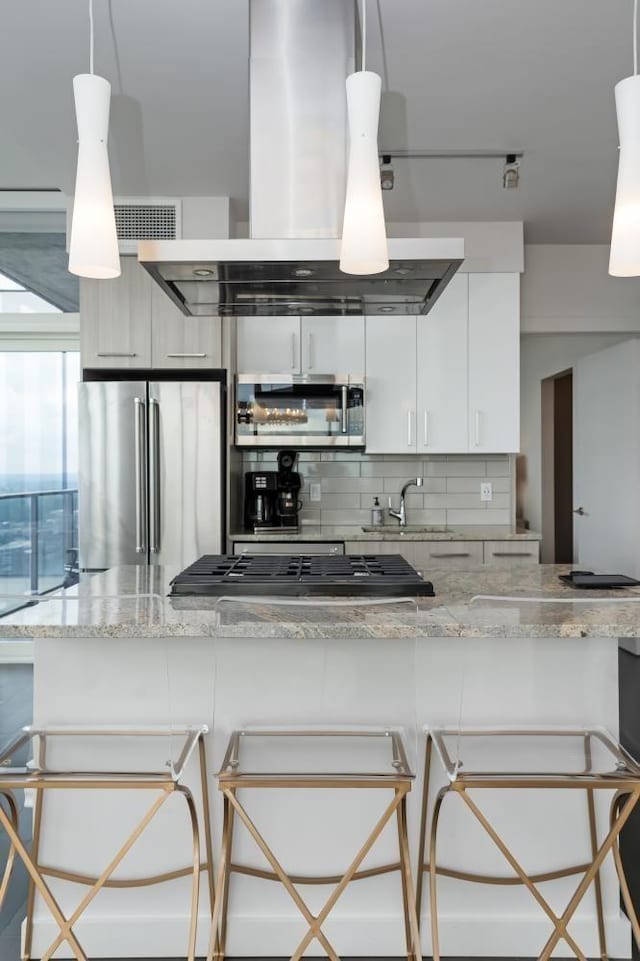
[310,482,322,502]
[480,482,493,502]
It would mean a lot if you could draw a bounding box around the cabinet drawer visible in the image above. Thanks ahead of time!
[233,540,345,555]
[483,541,540,566]
[425,542,483,567]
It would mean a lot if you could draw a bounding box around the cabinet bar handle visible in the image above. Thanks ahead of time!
[491,551,535,557]
[474,410,481,446]
[407,410,413,446]
[291,333,297,370]
[423,410,429,446]
[307,332,313,369]
[98,352,137,357]
[431,551,471,558]
[166,352,207,358]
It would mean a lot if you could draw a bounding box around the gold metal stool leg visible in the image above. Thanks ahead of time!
[39,789,172,961]
[0,791,19,909]
[206,792,234,961]
[23,781,45,961]
[218,795,235,959]
[177,785,201,961]
[397,792,422,961]
[611,789,640,954]
[198,735,216,920]
[415,733,433,933]
[428,786,449,961]
[0,799,88,961]
[537,788,640,961]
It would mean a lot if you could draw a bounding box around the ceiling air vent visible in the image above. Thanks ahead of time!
[113,198,182,254]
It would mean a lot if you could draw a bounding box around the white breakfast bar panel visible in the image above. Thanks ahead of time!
[26,610,627,958]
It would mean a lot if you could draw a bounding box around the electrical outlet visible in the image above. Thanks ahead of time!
[310,482,322,502]
[480,481,493,502]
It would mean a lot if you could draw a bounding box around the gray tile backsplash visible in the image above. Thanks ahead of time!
[241,452,516,529]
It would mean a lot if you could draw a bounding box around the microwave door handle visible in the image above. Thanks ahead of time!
[341,385,348,433]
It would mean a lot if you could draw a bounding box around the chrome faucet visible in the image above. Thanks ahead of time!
[388,478,423,527]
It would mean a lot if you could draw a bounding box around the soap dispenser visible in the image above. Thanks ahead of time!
[371,496,384,526]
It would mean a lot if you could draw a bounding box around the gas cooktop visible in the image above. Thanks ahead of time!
[169,554,435,598]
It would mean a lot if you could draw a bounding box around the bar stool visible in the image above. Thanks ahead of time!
[416,727,640,961]
[0,725,215,961]
[206,727,422,961]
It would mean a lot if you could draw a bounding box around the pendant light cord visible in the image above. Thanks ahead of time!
[89,0,94,74]
[361,0,367,71]
[635,0,638,75]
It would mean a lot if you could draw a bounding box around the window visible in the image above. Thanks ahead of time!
[0,271,61,314]
[0,352,80,605]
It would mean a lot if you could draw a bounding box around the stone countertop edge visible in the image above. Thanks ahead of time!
[229,526,542,542]
[2,564,640,640]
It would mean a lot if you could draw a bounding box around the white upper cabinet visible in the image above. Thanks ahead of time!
[468,273,520,453]
[417,273,468,452]
[365,315,417,454]
[236,316,301,373]
[81,257,221,370]
[364,272,520,454]
[300,316,365,374]
[236,315,365,375]
[150,284,221,369]
[80,257,152,368]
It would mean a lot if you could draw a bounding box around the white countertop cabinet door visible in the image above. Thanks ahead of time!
[236,316,301,373]
[467,272,520,453]
[80,256,152,368]
[417,273,469,453]
[150,284,221,369]
[365,315,417,453]
[300,315,365,375]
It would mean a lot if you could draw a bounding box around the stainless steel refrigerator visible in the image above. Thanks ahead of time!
[78,377,225,570]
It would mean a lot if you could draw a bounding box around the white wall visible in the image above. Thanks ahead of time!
[519,243,640,551]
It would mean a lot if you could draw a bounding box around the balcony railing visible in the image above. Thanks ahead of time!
[0,489,78,615]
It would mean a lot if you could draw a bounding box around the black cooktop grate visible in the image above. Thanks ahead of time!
[169,554,435,597]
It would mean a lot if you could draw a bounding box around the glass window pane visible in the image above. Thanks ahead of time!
[0,351,80,600]
[0,290,61,313]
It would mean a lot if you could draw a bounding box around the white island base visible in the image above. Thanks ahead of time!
[27,629,629,959]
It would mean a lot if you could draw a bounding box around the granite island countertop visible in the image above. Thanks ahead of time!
[2,564,640,640]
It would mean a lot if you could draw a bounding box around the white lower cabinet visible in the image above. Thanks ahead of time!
[344,540,482,570]
[483,540,540,566]
[345,539,537,568]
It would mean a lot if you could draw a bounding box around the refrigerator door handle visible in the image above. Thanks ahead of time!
[149,398,161,553]
[134,398,147,554]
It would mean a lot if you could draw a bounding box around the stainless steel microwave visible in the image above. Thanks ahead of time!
[235,374,365,447]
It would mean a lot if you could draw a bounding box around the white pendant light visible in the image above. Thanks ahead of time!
[340,0,389,275]
[610,0,640,276]
[68,0,120,279]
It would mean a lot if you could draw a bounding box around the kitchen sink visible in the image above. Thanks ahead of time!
[360,525,453,535]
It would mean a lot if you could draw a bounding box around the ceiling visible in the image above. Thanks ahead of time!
[0,0,633,242]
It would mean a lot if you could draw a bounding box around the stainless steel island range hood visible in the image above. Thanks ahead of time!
[139,1,464,318]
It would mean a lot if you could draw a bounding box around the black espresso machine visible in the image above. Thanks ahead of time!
[244,450,303,532]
